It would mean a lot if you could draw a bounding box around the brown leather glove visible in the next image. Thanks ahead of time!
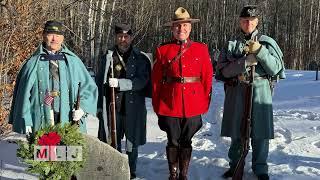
[245,40,262,54]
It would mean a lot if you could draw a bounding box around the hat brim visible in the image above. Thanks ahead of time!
[239,15,259,18]
[43,30,64,35]
[164,19,200,27]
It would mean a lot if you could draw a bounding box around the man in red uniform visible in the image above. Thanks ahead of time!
[152,7,213,180]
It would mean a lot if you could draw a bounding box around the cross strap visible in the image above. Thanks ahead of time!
[162,41,192,83]
[115,50,127,71]
[168,41,192,64]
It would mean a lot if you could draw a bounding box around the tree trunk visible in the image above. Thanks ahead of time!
[93,0,108,70]
[100,0,116,68]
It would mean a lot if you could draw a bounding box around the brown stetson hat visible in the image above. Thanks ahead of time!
[164,7,200,27]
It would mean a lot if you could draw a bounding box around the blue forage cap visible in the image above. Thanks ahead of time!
[43,20,64,35]
[239,5,260,17]
[114,23,133,35]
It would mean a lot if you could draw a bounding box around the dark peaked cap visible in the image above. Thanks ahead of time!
[115,23,133,35]
[239,5,260,17]
[43,20,64,35]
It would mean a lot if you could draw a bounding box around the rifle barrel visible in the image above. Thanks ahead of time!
[76,82,81,110]
[110,86,117,149]
[232,65,255,180]
[109,58,117,149]
[73,82,81,126]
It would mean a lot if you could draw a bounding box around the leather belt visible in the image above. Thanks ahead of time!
[238,74,268,81]
[164,76,201,83]
[225,76,268,86]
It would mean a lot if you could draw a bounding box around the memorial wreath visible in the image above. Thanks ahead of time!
[17,123,87,180]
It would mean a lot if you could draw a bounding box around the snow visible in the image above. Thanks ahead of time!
[1,70,320,180]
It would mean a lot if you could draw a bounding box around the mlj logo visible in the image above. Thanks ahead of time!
[34,146,82,161]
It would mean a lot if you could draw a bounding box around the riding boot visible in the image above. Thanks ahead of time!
[166,146,179,180]
[178,147,192,180]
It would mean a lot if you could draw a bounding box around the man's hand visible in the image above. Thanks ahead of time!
[245,39,261,54]
[245,54,258,66]
[109,78,119,88]
[26,126,32,135]
[72,108,85,121]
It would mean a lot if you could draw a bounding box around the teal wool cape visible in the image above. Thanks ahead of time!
[218,34,285,139]
[9,44,98,133]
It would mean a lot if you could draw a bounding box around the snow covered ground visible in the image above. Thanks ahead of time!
[137,70,320,180]
[1,70,320,180]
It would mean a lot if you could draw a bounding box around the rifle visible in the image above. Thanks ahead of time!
[232,65,255,180]
[73,82,81,126]
[109,58,117,149]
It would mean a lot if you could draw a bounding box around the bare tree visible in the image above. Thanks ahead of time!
[2,0,320,127]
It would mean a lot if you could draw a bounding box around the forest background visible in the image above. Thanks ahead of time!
[1,0,320,131]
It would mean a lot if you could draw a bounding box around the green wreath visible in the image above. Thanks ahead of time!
[17,123,87,180]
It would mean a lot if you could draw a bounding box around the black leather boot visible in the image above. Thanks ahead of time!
[178,147,192,180]
[166,146,179,180]
[222,169,234,178]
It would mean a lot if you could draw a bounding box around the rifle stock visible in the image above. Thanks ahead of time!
[232,66,255,180]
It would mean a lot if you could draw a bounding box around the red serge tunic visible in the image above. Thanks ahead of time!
[152,39,214,118]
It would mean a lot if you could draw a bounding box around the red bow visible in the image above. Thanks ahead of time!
[38,132,61,146]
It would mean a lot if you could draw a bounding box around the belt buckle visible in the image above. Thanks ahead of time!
[50,91,60,97]
[180,77,185,83]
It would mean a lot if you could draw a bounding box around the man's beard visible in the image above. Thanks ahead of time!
[117,44,130,53]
